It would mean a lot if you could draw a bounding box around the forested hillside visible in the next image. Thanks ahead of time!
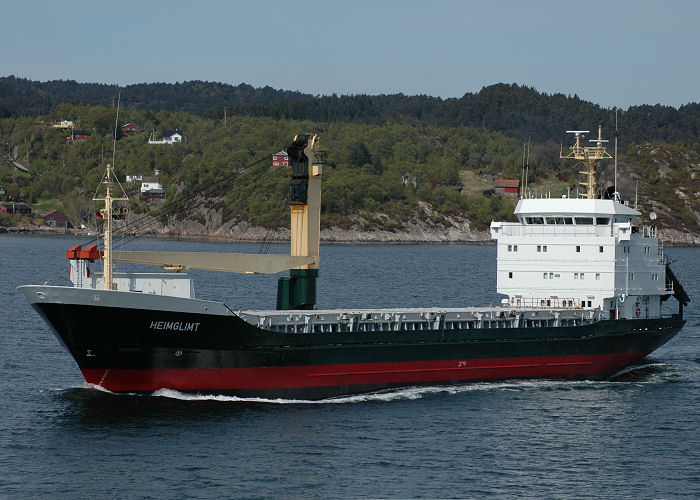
[0,78,698,241]
[2,77,698,144]
[0,105,524,233]
[0,76,307,117]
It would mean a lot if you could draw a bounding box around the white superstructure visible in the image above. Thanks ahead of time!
[490,196,670,320]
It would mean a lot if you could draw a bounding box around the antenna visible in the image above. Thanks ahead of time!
[614,108,619,201]
[94,89,128,291]
[112,91,120,167]
[525,137,530,194]
[520,141,526,199]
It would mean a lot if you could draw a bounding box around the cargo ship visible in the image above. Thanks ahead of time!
[19,131,689,399]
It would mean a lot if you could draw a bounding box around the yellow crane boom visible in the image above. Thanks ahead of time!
[111,251,316,274]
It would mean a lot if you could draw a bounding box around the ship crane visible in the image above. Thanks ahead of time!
[561,126,612,199]
[101,134,324,309]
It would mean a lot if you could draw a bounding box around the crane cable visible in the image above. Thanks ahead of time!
[81,142,293,250]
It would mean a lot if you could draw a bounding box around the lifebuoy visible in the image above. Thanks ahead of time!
[635,307,641,317]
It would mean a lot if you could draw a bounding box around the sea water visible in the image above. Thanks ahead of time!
[1,235,698,498]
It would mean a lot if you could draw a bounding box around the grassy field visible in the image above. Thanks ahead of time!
[28,199,64,215]
[459,170,496,197]
[459,169,574,200]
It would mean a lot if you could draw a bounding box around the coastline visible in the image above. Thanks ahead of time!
[2,224,699,247]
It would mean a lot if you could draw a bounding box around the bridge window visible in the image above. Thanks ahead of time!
[575,217,594,225]
[596,217,610,225]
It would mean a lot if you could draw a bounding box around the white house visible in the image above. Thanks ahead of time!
[140,176,163,193]
[148,129,183,145]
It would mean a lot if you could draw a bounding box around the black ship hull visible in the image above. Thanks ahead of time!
[22,286,684,400]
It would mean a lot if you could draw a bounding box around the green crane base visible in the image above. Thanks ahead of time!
[276,268,318,310]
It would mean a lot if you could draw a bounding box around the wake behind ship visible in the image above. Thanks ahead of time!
[19,131,690,399]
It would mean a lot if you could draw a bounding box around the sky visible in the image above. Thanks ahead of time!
[1,0,698,109]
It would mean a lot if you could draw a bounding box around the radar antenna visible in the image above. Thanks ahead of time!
[561,125,611,199]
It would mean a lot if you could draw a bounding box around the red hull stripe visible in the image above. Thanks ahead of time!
[81,352,648,393]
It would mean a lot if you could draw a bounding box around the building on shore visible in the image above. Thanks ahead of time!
[43,209,72,229]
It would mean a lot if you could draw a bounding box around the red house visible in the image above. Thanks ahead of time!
[143,188,166,202]
[67,130,89,142]
[122,123,139,133]
[0,203,32,215]
[272,151,290,168]
[43,209,71,228]
[494,179,520,196]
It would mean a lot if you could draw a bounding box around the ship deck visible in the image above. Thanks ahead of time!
[237,306,603,334]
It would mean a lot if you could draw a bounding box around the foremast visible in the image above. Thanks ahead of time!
[93,163,128,290]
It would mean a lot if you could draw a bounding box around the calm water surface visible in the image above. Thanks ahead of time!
[1,235,698,498]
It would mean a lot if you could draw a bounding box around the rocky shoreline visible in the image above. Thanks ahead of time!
[3,223,699,246]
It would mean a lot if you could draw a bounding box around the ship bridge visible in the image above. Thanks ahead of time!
[514,197,640,221]
[490,196,670,321]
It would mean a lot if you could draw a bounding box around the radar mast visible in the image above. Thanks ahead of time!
[561,126,612,199]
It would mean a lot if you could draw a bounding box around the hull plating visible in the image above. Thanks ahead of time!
[24,288,684,399]
[81,352,650,399]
